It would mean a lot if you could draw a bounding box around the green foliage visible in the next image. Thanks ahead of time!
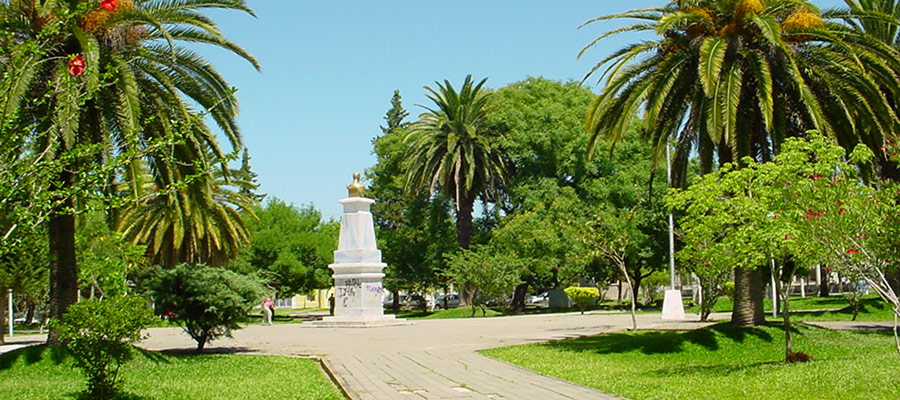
[668,133,900,356]
[581,0,900,186]
[404,75,509,249]
[722,281,736,300]
[76,210,146,299]
[446,246,523,316]
[53,296,155,399]
[564,286,599,314]
[369,91,456,300]
[148,265,265,352]
[229,199,337,296]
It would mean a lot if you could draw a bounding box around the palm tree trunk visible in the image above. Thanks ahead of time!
[47,171,78,346]
[732,267,766,327]
[455,194,475,250]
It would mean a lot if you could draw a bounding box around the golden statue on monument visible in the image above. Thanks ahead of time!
[347,172,365,197]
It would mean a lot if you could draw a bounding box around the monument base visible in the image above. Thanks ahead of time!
[661,289,686,320]
[307,315,410,328]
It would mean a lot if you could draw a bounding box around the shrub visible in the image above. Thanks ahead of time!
[149,264,265,352]
[722,281,735,300]
[564,287,599,314]
[53,295,155,399]
[446,246,523,317]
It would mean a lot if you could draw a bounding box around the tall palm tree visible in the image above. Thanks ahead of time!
[404,75,508,250]
[581,0,900,326]
[0,0,258,340]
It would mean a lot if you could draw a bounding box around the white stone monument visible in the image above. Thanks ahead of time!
[314,173,406,327]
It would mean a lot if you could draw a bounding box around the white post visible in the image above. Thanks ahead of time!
[7,289,12,337]
[661,143,685,320]
[800,278,806,298]
[770,258,778,318]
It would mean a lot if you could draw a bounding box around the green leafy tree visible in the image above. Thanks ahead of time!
[0,0,259,343]
[404,75,509,250]
[76,209,146,299]
[667,133,891,360]
[445,246,522,317]
[54,295,155,399]
[492,182,590,312]
[229,199,337,297]
[369,91,455,311]
[582,0,900,326]
[149,264,265,352]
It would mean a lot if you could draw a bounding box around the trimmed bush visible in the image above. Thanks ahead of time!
[53,295,155,399]
[565,286,599,314]
[149,264,265,352]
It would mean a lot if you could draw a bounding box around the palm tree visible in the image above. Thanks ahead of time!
[0,0,258,340]
[118,152,258,268]
[580,0,900,326]
[404,75,508,250]
[833,0,900,180]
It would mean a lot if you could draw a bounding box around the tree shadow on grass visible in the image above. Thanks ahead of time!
[155,346,259,356]
[543,322,773,355]
[0,345,70,370]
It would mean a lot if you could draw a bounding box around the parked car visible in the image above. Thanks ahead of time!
[430,294,461,310]
[383,294,408,309]
[528,291,550,306]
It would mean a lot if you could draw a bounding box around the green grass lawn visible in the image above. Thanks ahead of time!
[0,346,345,400]
[483,322,900,400]
[685,294,894,321]
[392,306,505,319]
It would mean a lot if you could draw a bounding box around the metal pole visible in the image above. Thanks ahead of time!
[666,143,676,289]
[770,258,778,318]
[7,289,12,337]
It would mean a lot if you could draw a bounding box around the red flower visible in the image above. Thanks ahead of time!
[784,234,792,239]
[847,245,860,255]
[67,55,85,76]
[838,208,846,215]
[705,262,711,267]
[811,173,824,180]
[100,0,118,11]
[835,200,843,205]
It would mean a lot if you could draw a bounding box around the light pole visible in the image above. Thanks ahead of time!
[7,289,12,337]
[661,143,685,320]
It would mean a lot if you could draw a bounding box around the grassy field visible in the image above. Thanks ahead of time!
[484,323,900,400]
[0,346,345,400]
[685,294,894,321]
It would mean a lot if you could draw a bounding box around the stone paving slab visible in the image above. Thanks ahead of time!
[805,320,894,331]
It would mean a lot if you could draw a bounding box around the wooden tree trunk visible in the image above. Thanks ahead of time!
[507,282,528,314]
[47,170,78,345]
[732,267,766,327]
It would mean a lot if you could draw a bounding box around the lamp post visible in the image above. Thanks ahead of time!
[7,289,12,337]
[661,143,685,320]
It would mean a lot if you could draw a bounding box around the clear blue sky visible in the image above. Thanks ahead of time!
[201,0,845,219]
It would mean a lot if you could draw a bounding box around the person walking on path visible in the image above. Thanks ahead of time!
[262,297,274,326]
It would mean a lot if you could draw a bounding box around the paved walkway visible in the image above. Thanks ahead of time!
[138,311,721,400]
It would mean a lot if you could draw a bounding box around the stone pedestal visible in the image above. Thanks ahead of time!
[661,289,686,320]
[312,197,407,327]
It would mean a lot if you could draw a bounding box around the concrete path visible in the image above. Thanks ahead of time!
[139,311,720,400]
[805,320,895,331]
